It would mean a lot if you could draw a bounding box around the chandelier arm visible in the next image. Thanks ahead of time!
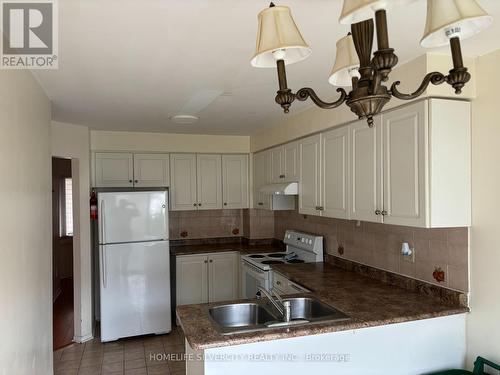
[295,87,348,109]
[390,72,446,100]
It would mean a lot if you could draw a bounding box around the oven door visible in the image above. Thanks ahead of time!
[240,260,270,299]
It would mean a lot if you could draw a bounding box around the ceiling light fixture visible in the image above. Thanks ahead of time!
[251,0,492,127]
[170,114,199,124]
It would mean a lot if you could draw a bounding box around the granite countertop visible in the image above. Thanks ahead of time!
[176,262,469,350]
[171,242,283,256]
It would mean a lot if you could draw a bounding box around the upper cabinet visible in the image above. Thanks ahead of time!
[133,153,170,187]
[349,118,382,223]
[299,134,321,216]
[95,152,169,188]
[322,127,350,220]
[170,153,198,211]
[253,150,271,209]
[267,98,470,227]
[196,154,223,210]
[170,153,249,211]
[349,99,471,228]
[299,129,350,219]
[381,102,426,227]
[270,142,299,183]
[222,155,249,209]
[95,152,134,187]
[95,152,170,188]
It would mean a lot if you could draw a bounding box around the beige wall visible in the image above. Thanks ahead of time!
[467,48,500,366]
[250,53,475,152]
[90,130,250,153]
[51,121,93,342]
[0,71,52,374]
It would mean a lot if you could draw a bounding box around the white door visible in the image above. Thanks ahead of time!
[170,154,197,211]
[349,117,383,223]
[176,255,208,306]
[322,126,350,219]
[95,152,134,187]
[133,153,170,187]
[253,151,271,209]
[197,154,223,210]
[299,134,321,215]
[100,241,171,342]
[208,252,239,303]
[283,141,299,182]
[99,191,168,244]
[222,155,249,209]
[270,146,284,183]
[382,102,426,226]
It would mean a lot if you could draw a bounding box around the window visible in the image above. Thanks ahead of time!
[61,178,73,237]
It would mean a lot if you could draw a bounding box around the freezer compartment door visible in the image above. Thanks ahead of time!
[100,241,171,342]
[99,191,168,244]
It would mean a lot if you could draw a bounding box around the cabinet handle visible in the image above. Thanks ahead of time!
[381,210,388,216]
[224,203,227,206]
[198,203,202,207]
[258,202,264,206]
[193,203,197,207]
[316,206,324,211]
[375,210,381,215]
[209,259,213,263]
[204,260,208,264]
[279,174,285,179]
[134,180,138,183]
[129,180,133,183]
[276,280,281,285]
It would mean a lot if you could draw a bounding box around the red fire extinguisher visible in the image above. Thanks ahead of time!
[90,189,98,221]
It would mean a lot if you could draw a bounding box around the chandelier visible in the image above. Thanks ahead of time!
[251,0,492,127]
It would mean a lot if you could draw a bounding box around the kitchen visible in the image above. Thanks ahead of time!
[1,1,500,375]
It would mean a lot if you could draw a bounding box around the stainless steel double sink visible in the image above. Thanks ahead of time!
[209,297,349,335]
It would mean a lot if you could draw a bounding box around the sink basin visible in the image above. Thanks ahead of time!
[208,298,349,335]
[284,297,349,322]
[209,303,276,328]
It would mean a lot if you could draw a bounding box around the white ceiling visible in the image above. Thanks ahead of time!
[34,0,500,135]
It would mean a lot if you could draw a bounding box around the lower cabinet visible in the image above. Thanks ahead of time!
[176,252,239,306]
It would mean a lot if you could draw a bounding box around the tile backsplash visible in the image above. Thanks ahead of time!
[274,209,469,292]
[169,209,244,240]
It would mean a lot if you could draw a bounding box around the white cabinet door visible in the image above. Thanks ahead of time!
[253,151,271,209]
[222,155,249,209]
[176,255,208,306]
[349,118,382,223]
[283,141,299,182]
[382,101,426,227]
[170,154,197,211]
[322,127,350,219]
[95,153,134,187]
[196,154,223,210]
[270,146,284,183]
[133,153,170,187]
[208,252,239,303]
[299,134,321,215]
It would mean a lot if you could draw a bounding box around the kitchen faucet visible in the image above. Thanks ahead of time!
[257,286,291,322]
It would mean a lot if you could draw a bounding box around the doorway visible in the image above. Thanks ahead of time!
[52,157,75,350]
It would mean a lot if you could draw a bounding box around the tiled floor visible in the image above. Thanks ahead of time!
[53,325,186,375]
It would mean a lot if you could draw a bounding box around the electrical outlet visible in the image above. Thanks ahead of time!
[402,248,415,263]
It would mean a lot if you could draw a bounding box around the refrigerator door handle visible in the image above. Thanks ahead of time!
[101,246,107,288]
[100,199,106,244]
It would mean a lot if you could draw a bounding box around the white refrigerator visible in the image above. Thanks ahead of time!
[98,190,171,342]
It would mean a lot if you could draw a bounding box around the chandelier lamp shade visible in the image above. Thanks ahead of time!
[251,0,492,127]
